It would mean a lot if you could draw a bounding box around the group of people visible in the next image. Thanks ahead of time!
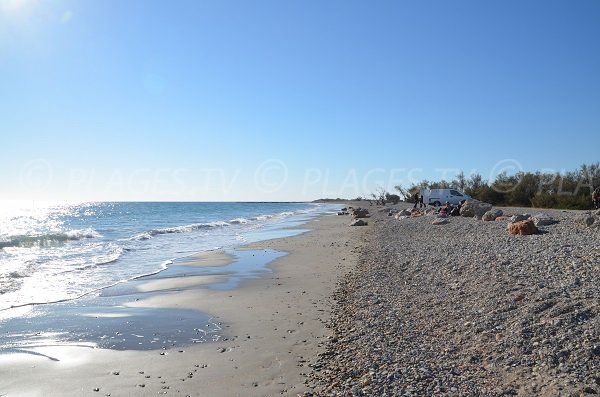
[413,192,464,216]
[593,188,600,209]
[413,192,425,208]
[438,200,464,216]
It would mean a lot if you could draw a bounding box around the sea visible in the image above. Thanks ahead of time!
[0,201,337,316]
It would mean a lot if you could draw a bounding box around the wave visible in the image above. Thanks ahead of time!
[128,221,231,241]
[0,228,102,249]
[74,246,125,271]
[126,207,317,241]
[229,218,250,224]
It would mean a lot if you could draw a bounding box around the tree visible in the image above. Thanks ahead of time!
[371,187,388,206]
[454,171,466,191]
[394,185,409,201]
[385,193,401,205]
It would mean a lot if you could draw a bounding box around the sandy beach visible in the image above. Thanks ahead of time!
[0,209,363,397]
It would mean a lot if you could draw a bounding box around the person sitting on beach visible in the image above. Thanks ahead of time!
[451,199,465,216]
[450,204,461,216]
[439,201,452,215]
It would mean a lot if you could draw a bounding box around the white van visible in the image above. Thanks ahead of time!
[420,188,471,206]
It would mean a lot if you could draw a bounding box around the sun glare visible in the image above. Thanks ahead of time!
[1,0,36,14]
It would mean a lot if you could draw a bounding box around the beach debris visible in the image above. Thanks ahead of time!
[350,219,368,227]
[460,200,492,219]
[507,219,539,235]
[532,212,557,226]
[482,209,503,221]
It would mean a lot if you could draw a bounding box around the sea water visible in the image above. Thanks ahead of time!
[0,201,337,314]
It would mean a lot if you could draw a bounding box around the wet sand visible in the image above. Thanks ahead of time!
[0,208,364,396]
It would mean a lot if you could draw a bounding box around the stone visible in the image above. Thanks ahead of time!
[482,209,503,221]
[337,211,348,216]
[460,200,493,219]
[399,209,412,216]
[507,220,538,235]
[431,218,449,225]
[510,214,530,223]
[350,219,368,226]
[395,215,410,221]
[532,212,556,226]
[580,214,596,227]
[351,208,370,219]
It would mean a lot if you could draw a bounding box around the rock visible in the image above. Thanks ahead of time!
[495,216,508,221]
[578,212,600,228]
[532,212,556,226]
[580,214,596,227]
[507,220,539,235]
[482,209,503,221]
[431,218,449,225]
[351,208,370,219]
[510,214,530,223]
[395,215,410,221]
[460,200,492,219]
[399,209,412,217]
[350,219,368,226]
[337,211,348,216]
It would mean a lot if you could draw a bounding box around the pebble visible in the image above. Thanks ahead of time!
[305,205,600,396]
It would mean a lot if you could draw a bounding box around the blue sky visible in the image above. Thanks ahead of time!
[1,0,598,201]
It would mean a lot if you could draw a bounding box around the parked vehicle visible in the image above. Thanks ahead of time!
[420,188,471,206]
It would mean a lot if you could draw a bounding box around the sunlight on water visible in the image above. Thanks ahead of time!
[0,202,338,315]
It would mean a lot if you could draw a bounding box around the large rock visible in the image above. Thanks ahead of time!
[460,200,493,219]
[532,212,556,226]
[509,214,530,223]
[350,219,368,226]
[482,209,503,221]
[351,208,369,219]
[507,220,538,235]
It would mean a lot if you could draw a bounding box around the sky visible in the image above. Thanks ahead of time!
[1,0,598,201]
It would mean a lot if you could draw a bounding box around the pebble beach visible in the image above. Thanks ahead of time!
[307,203,600,396]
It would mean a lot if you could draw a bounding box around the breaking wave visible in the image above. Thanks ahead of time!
[126,207,319,242]
[0,228,102,249]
